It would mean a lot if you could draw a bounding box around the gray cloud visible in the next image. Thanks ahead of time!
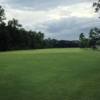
[36,17,100,40]
[5,0,93,10]
[1,0,99,40]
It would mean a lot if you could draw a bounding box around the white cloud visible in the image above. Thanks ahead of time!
[5,2,97,24]
[49,2,97,20]
[0,0,99,40]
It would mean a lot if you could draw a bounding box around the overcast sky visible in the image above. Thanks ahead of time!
[0,0,100,40]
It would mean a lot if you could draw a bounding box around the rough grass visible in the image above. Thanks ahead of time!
[0,48,100,100]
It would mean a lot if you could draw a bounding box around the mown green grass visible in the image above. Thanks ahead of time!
[0,48,100,100]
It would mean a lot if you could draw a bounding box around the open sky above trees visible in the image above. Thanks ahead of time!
[0,0,100,40]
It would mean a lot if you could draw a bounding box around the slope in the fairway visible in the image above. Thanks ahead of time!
[0,48,100,100]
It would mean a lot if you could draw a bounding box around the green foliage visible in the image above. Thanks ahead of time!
[79,33,89,48]
[79,28,100,49]
[0,6,44,51]
[8,18,22,28]
[0,6,6,23]
[0,48,100,100]
[44,38,79,48]
[93,0,100,12]
[0,22,44,50]
[89,28,100,49]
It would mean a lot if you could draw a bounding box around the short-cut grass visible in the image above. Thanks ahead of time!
[0,48,100,100]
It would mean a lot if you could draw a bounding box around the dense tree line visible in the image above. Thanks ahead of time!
[0,6,80,51]
[0,6,45,51]
[44,38,79,48]
[2,3,100,51]
[0,20,44,51]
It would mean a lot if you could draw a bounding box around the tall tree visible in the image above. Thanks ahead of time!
[89,28,100,49]
[8,18,22,28]
[79,33,89,48]
[0,6,6,24]
[79,33,85,48]
[93,0,100,12]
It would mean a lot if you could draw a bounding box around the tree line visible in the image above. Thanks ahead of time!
[0,6,80,51]
[0,5,100,51]
[0,6,45,51]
